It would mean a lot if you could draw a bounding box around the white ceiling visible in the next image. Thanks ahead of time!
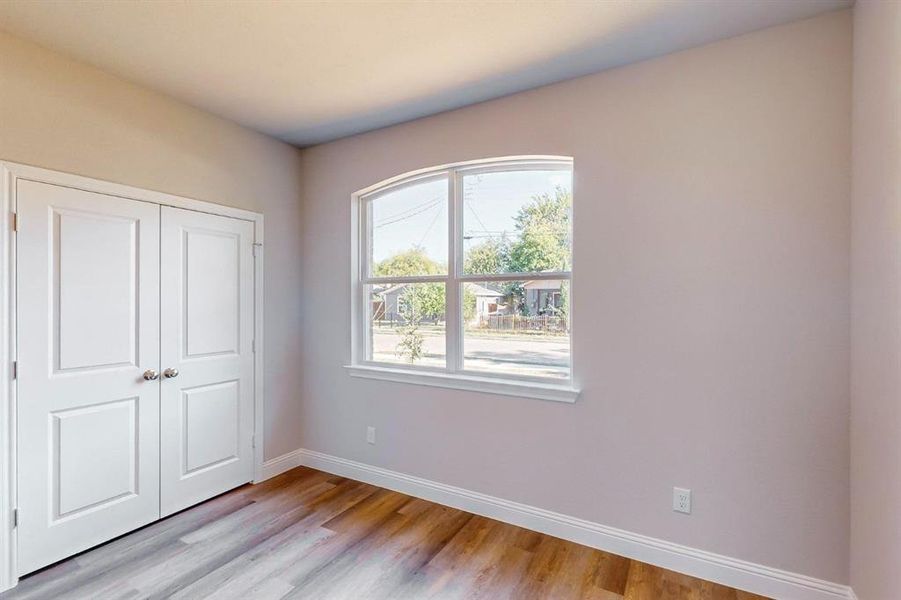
[0,0,851,147]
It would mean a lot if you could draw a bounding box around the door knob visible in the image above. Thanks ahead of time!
[163,368,179,379]
[143,369,159,381]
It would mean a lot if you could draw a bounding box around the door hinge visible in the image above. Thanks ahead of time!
[251,339,255,354]
[11,361,16,380]
[11,213,17,232]
[12,508,17,528]
[251,434,256,449]
[252,242,262,257]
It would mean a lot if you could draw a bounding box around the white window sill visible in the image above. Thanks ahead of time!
[344,364,580,403]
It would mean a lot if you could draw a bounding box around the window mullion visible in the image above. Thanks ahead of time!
[454,170,465,372]
[445,170,462,373]
[457,272,572,283]
[362,274,447,284]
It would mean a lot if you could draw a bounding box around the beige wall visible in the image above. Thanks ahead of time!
[850,1,901,598]
[297,10,852,582]
[0,30,304,460]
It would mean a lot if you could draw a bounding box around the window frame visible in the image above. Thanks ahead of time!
[348,155,578,403]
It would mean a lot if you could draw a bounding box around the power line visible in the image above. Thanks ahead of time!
[374,195,443,226]
[416,204,444,247]
[464,198,491,237]
[374,196,444,228]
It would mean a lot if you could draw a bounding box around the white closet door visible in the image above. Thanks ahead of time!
[16,180,161,576]
[159,206,255,517]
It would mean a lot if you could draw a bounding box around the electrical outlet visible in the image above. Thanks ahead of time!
[366,426,376,445]
[673,487,691,514]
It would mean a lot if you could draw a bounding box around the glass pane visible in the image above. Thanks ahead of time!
[369,282,446,368]
[369,177,448,277]
[463,280,569,379]
[462,169,572,275]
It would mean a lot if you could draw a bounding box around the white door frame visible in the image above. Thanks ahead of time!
[0,160,266,592]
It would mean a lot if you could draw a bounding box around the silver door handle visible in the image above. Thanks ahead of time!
[163,368,179,379]
[143,369,159,381]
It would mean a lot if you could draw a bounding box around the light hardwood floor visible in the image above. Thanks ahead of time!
[1,466,770,599]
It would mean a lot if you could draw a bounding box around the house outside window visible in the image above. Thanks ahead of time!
[349,156,578,402]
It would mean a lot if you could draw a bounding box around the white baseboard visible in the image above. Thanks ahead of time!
[262,448,854,600]
[259,448,305,481]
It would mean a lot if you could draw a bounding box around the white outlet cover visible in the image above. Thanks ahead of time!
[673,487,691,514]
[366,426,376,445]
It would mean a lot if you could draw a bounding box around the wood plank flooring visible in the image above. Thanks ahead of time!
[1,466,770,600]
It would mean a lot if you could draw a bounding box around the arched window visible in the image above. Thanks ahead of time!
[348,156,578,402]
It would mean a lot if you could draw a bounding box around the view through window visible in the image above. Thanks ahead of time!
[358,158,572,382]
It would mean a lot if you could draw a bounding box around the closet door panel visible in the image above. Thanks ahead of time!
[16,180,161,576]
[159,206,254,517]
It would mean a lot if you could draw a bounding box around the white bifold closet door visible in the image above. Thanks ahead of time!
[16,185,255,576]
[159,206,254,517]
[16,181,162,575]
